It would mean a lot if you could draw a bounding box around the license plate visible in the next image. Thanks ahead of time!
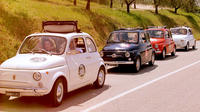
[6,91,20,97]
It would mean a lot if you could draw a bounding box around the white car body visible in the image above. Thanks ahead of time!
[171,26,196,49]
[0,32,106,97]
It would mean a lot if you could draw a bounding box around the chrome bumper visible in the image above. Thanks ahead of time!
[0,87,49,96]
[104,61,134,65]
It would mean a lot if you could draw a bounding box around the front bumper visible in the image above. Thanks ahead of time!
[104,61,134,66]
[0,87,48,96]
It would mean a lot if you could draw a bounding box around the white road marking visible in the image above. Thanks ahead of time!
[82,60,200,112]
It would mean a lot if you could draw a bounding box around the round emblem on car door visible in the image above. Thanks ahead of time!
[79,64,86,78]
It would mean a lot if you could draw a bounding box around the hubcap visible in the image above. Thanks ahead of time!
[98,70,105,86]
[163,50,165,58]
[152,54,155,64]
[56,82,64,103]
[136,58,140,71]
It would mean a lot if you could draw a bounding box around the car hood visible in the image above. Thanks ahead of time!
[150,38,165,44]
[172,35,186,41]
[103,43,139,51]
[0,54,65,70]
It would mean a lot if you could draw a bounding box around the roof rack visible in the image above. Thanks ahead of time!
[42,21,81,33]
[147,26,167,29]
[117,27,144,31]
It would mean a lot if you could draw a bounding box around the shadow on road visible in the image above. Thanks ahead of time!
[0,85,110,112]
[176,48,198,52]
[108,64,158,75]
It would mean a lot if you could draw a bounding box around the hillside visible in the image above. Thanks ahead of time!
[0,0,200,63]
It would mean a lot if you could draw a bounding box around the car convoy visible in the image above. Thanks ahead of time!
[0,21,197,107]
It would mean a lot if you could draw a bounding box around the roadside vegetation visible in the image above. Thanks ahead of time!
[0,0,199,63]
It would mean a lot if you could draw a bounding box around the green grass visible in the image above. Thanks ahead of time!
[0,0,200,63]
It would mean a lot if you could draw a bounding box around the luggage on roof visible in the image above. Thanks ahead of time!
[42,21,80,33]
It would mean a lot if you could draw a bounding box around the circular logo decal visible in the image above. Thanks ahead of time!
[79,64,86,78]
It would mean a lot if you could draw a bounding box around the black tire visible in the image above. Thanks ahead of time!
[133,57,141,72]
[160,48,166,59]
[0,94,9,102]
[149,52,155,66]
[93,67,106,89]
[171,46,176,56]
[49,78,64,107]
[185,43,189,51]
[192,41,196,50]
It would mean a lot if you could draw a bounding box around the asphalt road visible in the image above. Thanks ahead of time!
[1,42,200,112]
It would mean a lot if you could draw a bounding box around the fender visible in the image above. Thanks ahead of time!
[47,71,68,94]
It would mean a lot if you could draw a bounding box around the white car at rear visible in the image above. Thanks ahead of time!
[170,26,196,51]
[0,21,106,107]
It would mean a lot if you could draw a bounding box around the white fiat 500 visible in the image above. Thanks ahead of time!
[0,21,106,106]
[170,26,196,51]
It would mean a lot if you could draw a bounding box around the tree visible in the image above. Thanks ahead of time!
[124,0,136,13]
[110,0,113,8]
[153,0,162,14]
[170,0,182,13]
[86,0,90,10]
[74,0,77,6]
[133,0,136,9]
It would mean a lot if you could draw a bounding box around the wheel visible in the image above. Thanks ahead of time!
[134,57,141,72]
[192,41,196,50]
[93,67,106,88]
[0,94,9,102]
[171,46,176,56]
[49,78,64,107]
[149,52,155,66]
[185,43,189,51]
[160,49,166,59]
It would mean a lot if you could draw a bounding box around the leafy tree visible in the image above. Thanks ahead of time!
[74,0,77,6]
[110,0,113,8]
[86,0,90,10]
[171,0,182,13]
[124,0,136,13]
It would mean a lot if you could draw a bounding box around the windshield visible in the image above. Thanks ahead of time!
[19,35,67,55]
[107,32,138,43]
[171,29,187,35]
[147,30,164,38]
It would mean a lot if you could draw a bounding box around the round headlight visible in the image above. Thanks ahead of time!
[100,51,104,57]
[125,52,130,58]
[33,72,42,81]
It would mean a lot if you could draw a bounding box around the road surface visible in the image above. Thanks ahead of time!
[0,42,200,112]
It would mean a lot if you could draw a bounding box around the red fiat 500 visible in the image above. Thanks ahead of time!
[146,27,176,59]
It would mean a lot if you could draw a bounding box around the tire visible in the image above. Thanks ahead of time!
[185,43,189,51]
[192,41,196,50]
[93,67,106,89]
[160,49,166,59]
[0,94,9,102]
[49,78,64,107]
[149,52,155,66]
[133,57,141,72]
[171,46,176,56]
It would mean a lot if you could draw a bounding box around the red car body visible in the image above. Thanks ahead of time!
[146,28,176,59]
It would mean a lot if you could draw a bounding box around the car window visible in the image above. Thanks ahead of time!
[107,32,138,43]
[140,32,147,43]
[86,37,97,53]
[147,30,164,38]
[165,31,170,38]
[19,36,67,55]
[69,37,86,54]
[171,28,187,35]
[188,29,192,35]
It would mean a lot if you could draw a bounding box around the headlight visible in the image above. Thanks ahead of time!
[100,51,104,57]
[155,44,158,48]
[33,72,42,81]
[125,52,130,58]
